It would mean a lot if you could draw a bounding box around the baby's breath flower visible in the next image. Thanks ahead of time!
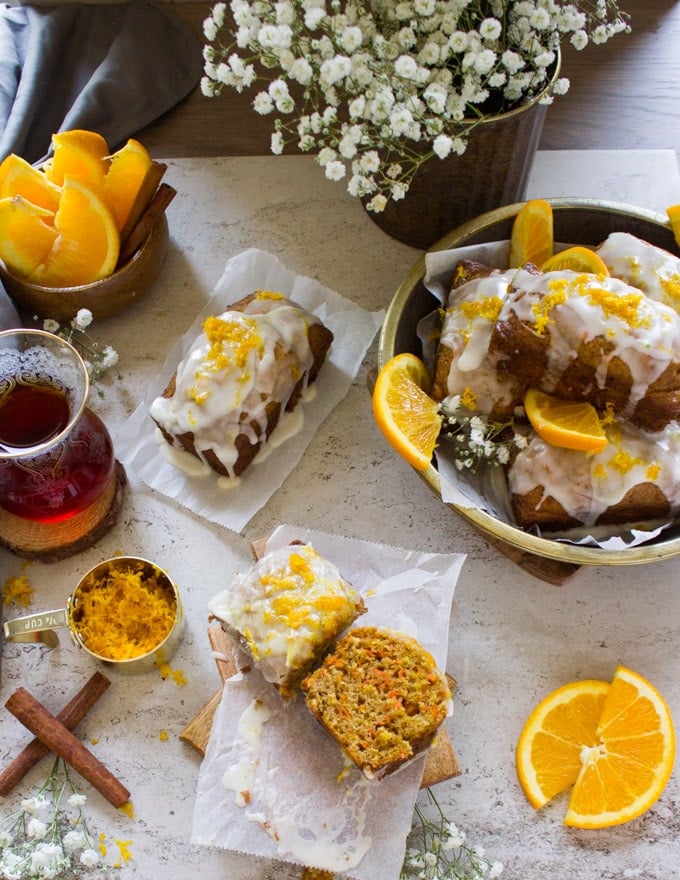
[0,757,111,879]
[40,314,119,395]
[203,0,630,210]
[439,395,526,471]
[401,788,502,879]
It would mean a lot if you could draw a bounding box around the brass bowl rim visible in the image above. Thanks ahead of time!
[378,197,680,566]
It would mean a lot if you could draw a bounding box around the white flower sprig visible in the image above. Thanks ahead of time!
[439,394,528,471]
[202,0,630,210]
[41,309,119,395]
[0,757,107,879]
[401,788,503,880]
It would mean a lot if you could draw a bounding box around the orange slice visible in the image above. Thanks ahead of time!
[517,678,610,809]
[540,245,610,276]
[509,198,554,268]
[46,129,110,189]
[102,138,153,231]
[517,666,676,828]
[372,353,442,471]
[0,195,58,277]
[31,177,120,287]
[0,154,61,214]
[667,204,680,249]
[524,388,607,453]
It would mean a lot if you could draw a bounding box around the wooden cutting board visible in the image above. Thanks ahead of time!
[180,538,462,789]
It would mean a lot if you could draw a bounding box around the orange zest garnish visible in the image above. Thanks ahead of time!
[524,387,607,454]
[509,198,554,268]
[516,666,675,828]
[372,353,442,471]
[540,245,610,276]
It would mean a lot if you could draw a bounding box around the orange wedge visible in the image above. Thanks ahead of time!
[509,198,554,268]
[541,245,610,276]
[517,666,675,828]
[46,129,110,189]
[0,196,58,277]
[32,178,120,287]
[524,388,607,453]
[0,154,61,214]
[102,138,153,231]
[372,353,442,471]
[667,204,680,249]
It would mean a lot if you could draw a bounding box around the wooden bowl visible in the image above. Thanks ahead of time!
[378,198,680,567]
[0,214,169,322]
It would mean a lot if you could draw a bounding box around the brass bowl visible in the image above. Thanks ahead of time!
[0,214,169,322]
[378,198,680,566]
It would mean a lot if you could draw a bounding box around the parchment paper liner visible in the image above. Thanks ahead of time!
[191,524,465,879]
[422,241,678,550]
[114,248,384,532]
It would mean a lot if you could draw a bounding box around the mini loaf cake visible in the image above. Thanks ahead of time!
[489,268,680,432]
[150,290,333,479]
[301,626,451,781]
[208,542,365,699]
[509,419,680,532]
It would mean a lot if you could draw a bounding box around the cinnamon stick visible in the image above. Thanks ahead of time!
[5,687,129,808]
[0,672,110,796]
[120,160,167,243]
[117,182,176,267]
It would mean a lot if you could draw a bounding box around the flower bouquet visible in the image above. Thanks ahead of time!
[202,0,630,212]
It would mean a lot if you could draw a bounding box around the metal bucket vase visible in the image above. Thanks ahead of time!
[365,59,561,250]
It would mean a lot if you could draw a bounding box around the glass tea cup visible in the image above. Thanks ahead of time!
[0,329,115,523]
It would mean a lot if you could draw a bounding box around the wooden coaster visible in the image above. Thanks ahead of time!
[0,461,127,562]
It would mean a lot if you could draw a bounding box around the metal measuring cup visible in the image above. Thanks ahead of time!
[3,557,184,674]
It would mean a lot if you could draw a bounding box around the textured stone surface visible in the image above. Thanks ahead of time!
[1,153,680,880]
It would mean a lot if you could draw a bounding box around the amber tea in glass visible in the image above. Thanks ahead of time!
[0,329,115,523]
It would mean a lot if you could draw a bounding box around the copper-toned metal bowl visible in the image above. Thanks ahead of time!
[0,214,168,322]
[378,198,680,566]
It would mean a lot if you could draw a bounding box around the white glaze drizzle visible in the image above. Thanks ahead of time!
[150,292,319,478]
[439,269,520,412]
[508,421,680,527]
[208,544,362,688]
[597,232,680,311]
[222,698,272,807]
[503,268,680,415]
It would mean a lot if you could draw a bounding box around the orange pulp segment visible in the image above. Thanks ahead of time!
[564,666,675,828]
[0,154,61,214]
[372,353,442,471]
[46,129,110,189]
[540,245,610,276]
[32,178,120,287]
[667,204,680,249]
[102,138,153,231]
[516,678,610,809]
[524,387,607,454]
[509,198,554,268]
[0,195,58,277]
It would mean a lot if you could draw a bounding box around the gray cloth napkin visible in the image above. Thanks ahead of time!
[0,0,204,327]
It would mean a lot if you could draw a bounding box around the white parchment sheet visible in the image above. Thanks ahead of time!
[191,524,466,879]
[115,248,384,532]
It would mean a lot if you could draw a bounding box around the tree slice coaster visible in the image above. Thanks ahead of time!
[0,461,127,562]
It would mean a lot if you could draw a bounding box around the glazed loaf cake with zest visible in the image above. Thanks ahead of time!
[208,542,365,699]
[150,290,333,479]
